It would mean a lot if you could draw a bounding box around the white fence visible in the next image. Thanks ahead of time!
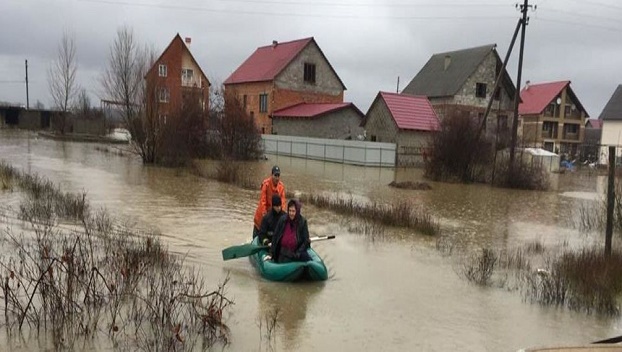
[262,134,396,167]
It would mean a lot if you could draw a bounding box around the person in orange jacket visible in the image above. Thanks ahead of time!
[253,165,286,238]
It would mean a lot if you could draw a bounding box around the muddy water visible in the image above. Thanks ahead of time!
[1,129,621,351]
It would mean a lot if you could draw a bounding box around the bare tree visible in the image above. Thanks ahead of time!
[48,31,78,134]
[101,26,158,163]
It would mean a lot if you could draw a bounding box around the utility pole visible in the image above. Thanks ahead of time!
[509,0,533,174]
[396,76,400,93]
[25,59,29,110]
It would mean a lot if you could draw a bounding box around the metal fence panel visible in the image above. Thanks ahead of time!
[262,135,395,167]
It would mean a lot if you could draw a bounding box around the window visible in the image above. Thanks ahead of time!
[259,93,268,113]
[243,94,247,109]
[544,103,556,117]
[475,83,487,98]
[566,124,578,134]
[159,87,170,103]
[182,68,194,84]
[250,111,254,119]
[159,64,167,77]
[158,114,168,124]
[304,63,316,84]
[371,135,377,142]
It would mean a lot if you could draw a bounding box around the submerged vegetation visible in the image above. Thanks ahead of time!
[0,162,232,350]
[293,192,440,236]
[456,237,622,316]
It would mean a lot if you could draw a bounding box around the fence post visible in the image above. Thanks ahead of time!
[605,146,615,257]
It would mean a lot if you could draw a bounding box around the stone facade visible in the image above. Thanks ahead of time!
[364,97,434,167]
[429,51,515,134]
[272,108,363,139]
[275,41,344,95]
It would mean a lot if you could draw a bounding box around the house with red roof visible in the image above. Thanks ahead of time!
[518,80,588,156]
[145,34,210,123]
[224,37,346,134]
[271,102,364,139]
[363,91,440,166]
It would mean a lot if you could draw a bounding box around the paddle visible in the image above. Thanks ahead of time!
[222,235,335,261]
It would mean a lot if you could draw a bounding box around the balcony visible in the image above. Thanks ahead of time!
[182,77,201,88]
[562,132,580,141]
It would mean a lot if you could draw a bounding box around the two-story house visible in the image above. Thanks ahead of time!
[518,80,588,156]
[224,37,347,134]
[401,44,516,137]
[145,34,210,123]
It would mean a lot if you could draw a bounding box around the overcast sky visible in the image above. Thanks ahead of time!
[1,0,621,116]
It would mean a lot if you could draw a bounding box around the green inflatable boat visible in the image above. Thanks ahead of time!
[249,237,328,282]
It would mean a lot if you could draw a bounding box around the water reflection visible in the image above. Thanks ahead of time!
[256,281,323,351]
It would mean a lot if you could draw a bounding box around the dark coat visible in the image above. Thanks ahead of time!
[258,209,286,245]
[271,202,310,263]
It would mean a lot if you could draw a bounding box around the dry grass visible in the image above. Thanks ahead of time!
[293,192,440,236]
[0,162,233,350]
[461,248,498,286]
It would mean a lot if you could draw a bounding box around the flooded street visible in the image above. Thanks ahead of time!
[1,129,621,351]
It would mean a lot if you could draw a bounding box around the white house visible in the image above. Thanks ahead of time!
[599,85,622,164]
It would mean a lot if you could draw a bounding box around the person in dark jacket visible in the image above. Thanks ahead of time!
[266,199,311,263]
[257,194,286,245]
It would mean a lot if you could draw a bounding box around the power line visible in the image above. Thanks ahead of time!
[534,16,622,32]
[544,7,621,24]
[76,0,515,20]
[569,0,622,11]
[214,0,512,8]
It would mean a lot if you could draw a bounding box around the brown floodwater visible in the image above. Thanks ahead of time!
[0,129,621,351]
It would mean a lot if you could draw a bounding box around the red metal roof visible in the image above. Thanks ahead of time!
[379,92,440,131]
[519,80,570,115]
[272,102,362,118]
[224,38,313,85]
[587,118,603,129]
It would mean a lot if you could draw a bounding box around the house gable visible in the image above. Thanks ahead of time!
[363,94,399,143]
[146,34,210,86]
[403,44,501,97]
[275,39,345,96]
[599,85,622,121]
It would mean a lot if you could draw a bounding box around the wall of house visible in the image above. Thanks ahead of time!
[275,41,344,96]
[600,120,622,164]
[272,108,363,139]
[428,51,514,137]
[396,130,434,167]
[225,81,273,133]
[363,98,398,143]
[146,37,210,122]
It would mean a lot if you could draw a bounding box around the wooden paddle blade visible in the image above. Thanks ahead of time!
[222,243,269,261]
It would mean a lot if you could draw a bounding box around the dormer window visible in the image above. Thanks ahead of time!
[304,63,316,84]
[159,64,167,77]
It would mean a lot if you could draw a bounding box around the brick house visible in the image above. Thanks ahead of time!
[224,37,347,134]
[145,34,210,123]
[271,102,364,139]
[519,80,588,156]
[363,92,440,166]
[599,85,622,164]
[401,44,516,137]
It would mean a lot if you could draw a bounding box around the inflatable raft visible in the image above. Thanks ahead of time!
[249,237,328,282]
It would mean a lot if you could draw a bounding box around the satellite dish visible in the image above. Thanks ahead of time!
[556,97,562,105]
[571,104,576,110]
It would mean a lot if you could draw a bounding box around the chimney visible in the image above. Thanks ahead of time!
[272,40,278,48]
[444,55,451,71]
[525,80,530,90]
[185,37,191,46]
